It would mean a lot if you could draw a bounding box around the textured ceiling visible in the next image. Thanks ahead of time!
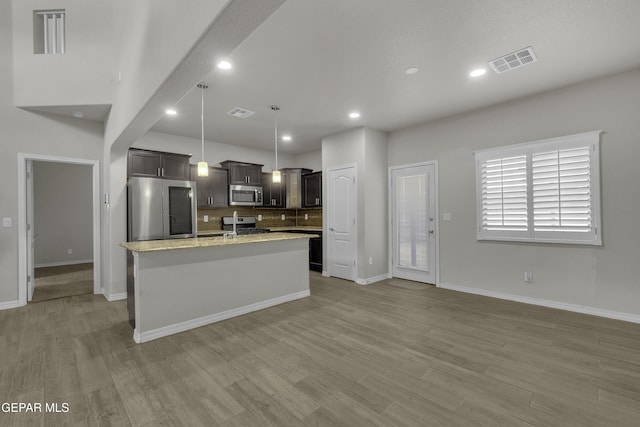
[135,1,640,154]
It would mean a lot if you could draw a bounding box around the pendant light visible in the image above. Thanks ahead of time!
[197,82,209,177]
[271,105,281,183]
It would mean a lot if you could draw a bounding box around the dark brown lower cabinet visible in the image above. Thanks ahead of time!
[309,232,322,271]
[127,251,135,328]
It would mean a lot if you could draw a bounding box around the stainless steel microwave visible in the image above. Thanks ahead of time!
[229,184,263,206]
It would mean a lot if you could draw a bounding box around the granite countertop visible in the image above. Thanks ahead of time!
[267,226,323,232]
[121,232,317,253]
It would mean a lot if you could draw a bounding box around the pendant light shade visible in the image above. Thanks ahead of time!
[197,82,209,177]
[271,105,281,183]
[272,170,281,183]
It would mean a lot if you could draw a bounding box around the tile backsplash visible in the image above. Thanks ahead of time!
[197,207,322,232]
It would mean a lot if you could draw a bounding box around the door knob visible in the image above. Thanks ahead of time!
[329,227,334,231]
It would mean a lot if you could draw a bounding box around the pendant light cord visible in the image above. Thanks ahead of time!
[201,85,205,161]
[274,110,278,171]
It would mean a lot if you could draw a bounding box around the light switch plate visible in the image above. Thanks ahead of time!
[304,214,308,220]
[257,214,262,221]
[281,214,286,220]
[203,215,209,223]
[2,218,11,228]
[442,213,452,221]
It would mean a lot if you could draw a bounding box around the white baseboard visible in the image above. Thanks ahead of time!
[134,289,311,343]
[0,300,21,311]
[102,289,127,302]
[438,282,640,325]
[35,259,93,268]
[355,273,391,285]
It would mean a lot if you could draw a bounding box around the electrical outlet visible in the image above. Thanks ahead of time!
[304,214,309,220]
[442,213,452,221]
[2,218,11,228]
[281,214,285,220]
[203,215,209,223]
[524,272,533,283]
[257,214,262,221]
[67,249,73,255]
[369,257,373,265]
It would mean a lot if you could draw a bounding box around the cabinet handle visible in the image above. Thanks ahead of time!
[157,168,161,176]
[161,168,165,177]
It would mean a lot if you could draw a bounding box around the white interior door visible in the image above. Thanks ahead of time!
[26,160,35,301]
[327,166,356,281]
[391,163,437,283]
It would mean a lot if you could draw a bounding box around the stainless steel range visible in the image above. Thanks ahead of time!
[221,216,270,235]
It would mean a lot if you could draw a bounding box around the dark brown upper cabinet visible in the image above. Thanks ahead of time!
[303,171,322,208]
[220,161,263,185]
[128,148,191,180]
[262,172,285,208]
[190,165,228,208]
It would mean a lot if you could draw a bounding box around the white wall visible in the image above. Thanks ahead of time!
[12,0,116,107]
[362,128,388,280]
[0,0,104,305]
[33,162,93,266]
[322,127,388,283]
[106,0,229,147]
[388,68,640,317]
[294,150,322,172]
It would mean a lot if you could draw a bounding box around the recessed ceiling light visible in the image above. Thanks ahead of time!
[165,109,177,116]
[217,60,232,70]
[405,67,419,75]
[72,111,84,118]
[469,68,487,77]
[349,112,361,119]
[281,135,292,142]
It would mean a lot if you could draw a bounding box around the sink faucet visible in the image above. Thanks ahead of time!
[231,210,238,239]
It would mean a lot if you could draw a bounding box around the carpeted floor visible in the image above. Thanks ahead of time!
[32,262,93,302]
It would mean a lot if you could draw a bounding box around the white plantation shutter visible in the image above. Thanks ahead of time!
[476,131,601,245]
[532,147,591,232]
[481,155,528,232]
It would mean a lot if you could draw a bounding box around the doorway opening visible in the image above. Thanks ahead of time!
[389,161,438,284]
[18,154,101,306]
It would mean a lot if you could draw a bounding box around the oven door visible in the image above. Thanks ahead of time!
[229,185,263,206]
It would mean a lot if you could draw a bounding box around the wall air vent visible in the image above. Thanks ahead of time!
[33,9,65,54]
[227,108,255,119]
[489,46,537,74]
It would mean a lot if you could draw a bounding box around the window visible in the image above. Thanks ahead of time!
[475,131,602,245]
[33,10,65,55]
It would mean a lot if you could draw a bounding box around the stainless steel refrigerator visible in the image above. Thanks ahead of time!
[127,177,197,241]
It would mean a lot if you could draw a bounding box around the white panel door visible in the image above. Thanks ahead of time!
[391,163,437,283]
[327,166,356,281]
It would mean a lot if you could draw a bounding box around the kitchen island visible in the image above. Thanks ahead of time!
[121,232,314,343]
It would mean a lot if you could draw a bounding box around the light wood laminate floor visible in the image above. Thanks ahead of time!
[1,272,639,426]
[32,263,93,302]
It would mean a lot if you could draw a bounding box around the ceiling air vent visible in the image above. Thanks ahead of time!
[227,108,255,119]
[489,46,537,74]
